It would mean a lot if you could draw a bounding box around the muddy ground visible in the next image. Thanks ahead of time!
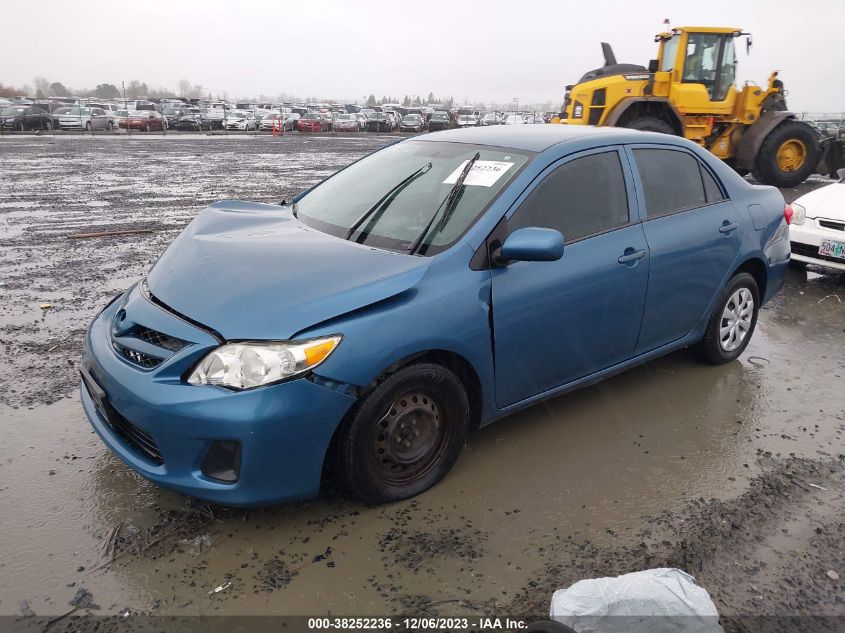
[0,134,843,631]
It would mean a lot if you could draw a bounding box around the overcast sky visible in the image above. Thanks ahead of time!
[2,0,843,111]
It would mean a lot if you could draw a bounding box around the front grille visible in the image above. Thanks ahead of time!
[819,219,845,232]
[107,408,164,465]
[116,344,163,369]
[133,326,188,352]
[791,241,845,264]
[82,370,164,465]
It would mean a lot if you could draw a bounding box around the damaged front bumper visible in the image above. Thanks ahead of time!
[80,284,357,506]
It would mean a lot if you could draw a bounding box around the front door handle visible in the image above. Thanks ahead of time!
[719,221,740,234]
[618,248,647,264]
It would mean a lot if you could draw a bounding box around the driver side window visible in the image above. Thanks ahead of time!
[509,151,630,243]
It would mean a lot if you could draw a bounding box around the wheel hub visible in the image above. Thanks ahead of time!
[776,139,807,172]
[720,287,754,352]
[374,391,442,473]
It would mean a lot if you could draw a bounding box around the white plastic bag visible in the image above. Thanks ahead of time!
[549,568,724,633]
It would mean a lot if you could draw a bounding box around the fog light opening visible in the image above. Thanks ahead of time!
[201,440,241,483]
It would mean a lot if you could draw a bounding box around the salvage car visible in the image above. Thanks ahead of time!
[481,113,501,126]
[788,169,845,271]
[259,112,294,131]
[81,125,790,507]
[427,111,451,131]
[296,113,329,132]
[366,112,393,132]
[0,105,55,130]
[225,110,258,131]
[174,112,212,131]
[399,114,425,133]
[333,113,361,132]
[456,114,479,127]
[59,107,112,131]
[119,110,166,132]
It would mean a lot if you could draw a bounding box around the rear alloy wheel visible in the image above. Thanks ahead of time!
[692,272,759,364]
[753,120,819,187]
[334,363,469,504]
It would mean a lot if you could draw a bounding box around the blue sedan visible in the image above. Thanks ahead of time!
[81,125,791,506]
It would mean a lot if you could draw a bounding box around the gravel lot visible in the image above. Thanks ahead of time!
[0,133,843,629]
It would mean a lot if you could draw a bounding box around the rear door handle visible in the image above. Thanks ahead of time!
[618,249,647,264]
[719,222,740,234]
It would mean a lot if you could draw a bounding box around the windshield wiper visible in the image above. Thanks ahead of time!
[344,162,433,241]
[407,152,480,255]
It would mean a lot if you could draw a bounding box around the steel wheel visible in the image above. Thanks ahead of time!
[370,390,448,486]
[775,138,807,172]
[719,287,754,352]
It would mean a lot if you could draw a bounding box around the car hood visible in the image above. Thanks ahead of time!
[146,200,431,340]
[796,181,845,220]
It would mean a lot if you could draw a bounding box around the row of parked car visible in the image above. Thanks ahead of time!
[0,95,555,134]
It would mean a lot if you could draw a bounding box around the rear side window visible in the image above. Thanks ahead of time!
[510,151,629,242]
[634,149,708,216]
[701,166,725,203]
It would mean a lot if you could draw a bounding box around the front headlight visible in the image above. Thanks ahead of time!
[791,202,806,225]
[187,336,341,389]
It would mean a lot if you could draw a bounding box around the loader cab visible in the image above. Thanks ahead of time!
[656,27,740,115]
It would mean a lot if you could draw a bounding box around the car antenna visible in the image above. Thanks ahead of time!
[407,152,480,256]
[344,162,433,241]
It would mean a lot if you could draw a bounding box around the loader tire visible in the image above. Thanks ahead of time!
[622,117,675,135]
[753,120,819,188]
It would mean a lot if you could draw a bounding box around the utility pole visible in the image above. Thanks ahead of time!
[123,81,130,136]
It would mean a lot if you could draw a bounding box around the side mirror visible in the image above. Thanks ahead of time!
[496,227,564,264]
[648,59,659,73]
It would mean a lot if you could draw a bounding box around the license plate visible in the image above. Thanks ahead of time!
[818,240,845,260]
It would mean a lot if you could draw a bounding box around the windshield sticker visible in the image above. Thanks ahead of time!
[443,160,514,187]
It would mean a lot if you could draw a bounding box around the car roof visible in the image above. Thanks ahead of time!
[420,124,680,152]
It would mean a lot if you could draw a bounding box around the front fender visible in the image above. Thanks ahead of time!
[300,242,498,423]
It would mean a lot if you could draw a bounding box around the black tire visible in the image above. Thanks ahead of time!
[85,122,92,132]
[44,120,52,131]
[333,363,469,504]
[692,272,760,365]
[18,121,25,131]
[107,121,114,131]
[621,116,676,135]
[753,120,820,188]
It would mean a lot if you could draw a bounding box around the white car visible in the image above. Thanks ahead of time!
[224,110,257,131]
[258,111,294,131]
[502,114,525,125]
[456,114,478,127]
[789,170,845,271]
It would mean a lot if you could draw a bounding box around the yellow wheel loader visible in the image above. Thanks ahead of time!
[555,26,844,187]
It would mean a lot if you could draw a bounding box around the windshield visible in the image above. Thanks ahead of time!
[337,114,352,120]
[404,115,420,122]
[1,107,24,115]
[65,108,91,116]
[295,141,532,255]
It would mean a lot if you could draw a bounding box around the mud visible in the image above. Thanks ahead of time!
[0,135,843,626]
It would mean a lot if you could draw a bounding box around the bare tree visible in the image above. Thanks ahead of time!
[33,76,50,99]
[178,79,191,98]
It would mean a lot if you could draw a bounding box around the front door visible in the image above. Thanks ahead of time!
[491,148,650,408]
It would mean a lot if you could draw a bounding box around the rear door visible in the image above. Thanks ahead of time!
[628,145,742,353]
[491,148,650,407]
